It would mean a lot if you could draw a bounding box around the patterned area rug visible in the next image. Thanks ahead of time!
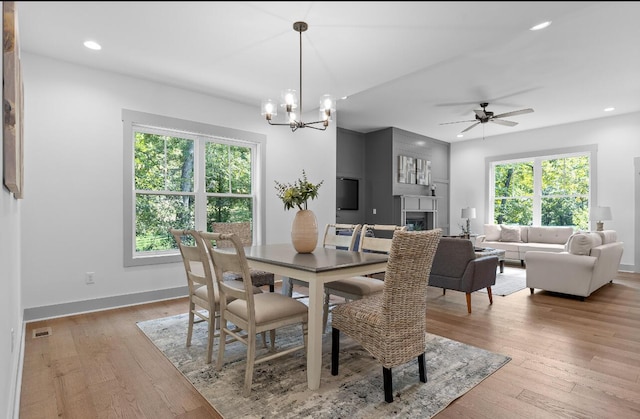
[137,313,510,418]
[478,266,527,296]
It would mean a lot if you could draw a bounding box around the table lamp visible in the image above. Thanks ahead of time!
[590,206,612,231]
[461,207,476,237]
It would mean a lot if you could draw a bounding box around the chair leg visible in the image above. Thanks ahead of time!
[383,367,393,403]
[206,317,215,364]
[323,290,331,333]
[269,330,276,351]
[442,288,446,295]
[243,331,256,397]
[465,293,472,313]
[216,323,227,371]
[529,287,535,295]
[281,277,293,297]
[487,286,493,305]
[331,327,340,376]
[269,284,275,293]
[187,306,195,347]
[418,353,427,383]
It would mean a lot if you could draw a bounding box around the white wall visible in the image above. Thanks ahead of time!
[21,52,336,312]
[1,37,23,418]
[1,162,22,419]
[450,112,640,270]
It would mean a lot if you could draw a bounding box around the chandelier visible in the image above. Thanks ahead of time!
[261,21,335,132]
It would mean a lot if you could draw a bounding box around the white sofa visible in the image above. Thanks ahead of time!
[475,224,574,265]
[525,230,623,299]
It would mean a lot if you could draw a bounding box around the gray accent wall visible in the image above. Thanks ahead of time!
[337,126,450,232]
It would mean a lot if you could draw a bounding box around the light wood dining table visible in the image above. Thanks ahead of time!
[243,243,388,390]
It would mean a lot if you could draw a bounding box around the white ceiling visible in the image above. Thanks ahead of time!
[15,1,640,142]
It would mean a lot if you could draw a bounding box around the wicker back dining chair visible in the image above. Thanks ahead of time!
[211,222,275,292]
[331,228,442,403]
[199,231,309,397]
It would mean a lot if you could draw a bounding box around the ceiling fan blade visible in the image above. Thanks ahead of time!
[493,108,534,119]
[461,122,480,133]
[474,109,487,118]
[439,119,476,126]
[491,119,518,127]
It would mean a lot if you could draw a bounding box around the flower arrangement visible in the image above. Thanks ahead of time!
[274,170,324,211]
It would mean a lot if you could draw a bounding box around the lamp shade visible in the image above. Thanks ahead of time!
[590,206,612,221]
[461,207,476,219]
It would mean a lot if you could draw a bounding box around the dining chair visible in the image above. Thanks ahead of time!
[322,224,406,331]
[284,223,362,298]
[211,222,275,292]
[331,228,442,403]
[198,231,309,397]
[169,228,222,364]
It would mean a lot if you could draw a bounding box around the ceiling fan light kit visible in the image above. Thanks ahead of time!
[261,21,335,132]
[441,102,534,135]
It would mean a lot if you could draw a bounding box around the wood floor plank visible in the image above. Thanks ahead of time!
[19,271,640,418]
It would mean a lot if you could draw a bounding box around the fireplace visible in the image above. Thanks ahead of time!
[405,211,435,231]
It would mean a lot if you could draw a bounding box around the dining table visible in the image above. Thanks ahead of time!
[243,243,389,390]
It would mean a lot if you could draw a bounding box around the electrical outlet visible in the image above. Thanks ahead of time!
[373,208,377,215]
[85,272,95,285]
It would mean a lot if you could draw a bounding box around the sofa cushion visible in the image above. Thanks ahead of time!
[484,224,502,241]
[500,225,522,242]
[566,233,595,255]
[595,230,617,244]
[528,226,574,244]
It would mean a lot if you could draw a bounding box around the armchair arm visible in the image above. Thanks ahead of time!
[525,251,597,297]
[460,255,498,292]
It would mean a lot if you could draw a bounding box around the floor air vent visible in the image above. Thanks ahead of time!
[32,327,52,338]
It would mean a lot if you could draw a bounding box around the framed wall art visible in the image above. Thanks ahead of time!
[3,1,24,199]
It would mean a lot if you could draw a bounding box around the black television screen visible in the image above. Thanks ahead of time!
[336,177,359,211]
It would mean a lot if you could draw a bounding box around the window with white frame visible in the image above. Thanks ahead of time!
[489,147,595,229]
[123,110,265,266]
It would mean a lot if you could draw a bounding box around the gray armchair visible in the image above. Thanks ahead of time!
[428,238,498,313]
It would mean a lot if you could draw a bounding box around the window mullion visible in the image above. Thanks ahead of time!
[194,137,208,231]
[533,158,542,226]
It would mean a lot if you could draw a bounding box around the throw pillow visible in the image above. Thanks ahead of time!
[500,225,522,242]
[566,233,594,255]
[484,224,502,241]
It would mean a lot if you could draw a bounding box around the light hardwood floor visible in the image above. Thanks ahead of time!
[20,267,640,418]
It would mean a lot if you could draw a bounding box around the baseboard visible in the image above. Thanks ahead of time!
[23,286,189,322]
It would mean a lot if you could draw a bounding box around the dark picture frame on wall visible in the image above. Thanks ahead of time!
[3,1,24,199]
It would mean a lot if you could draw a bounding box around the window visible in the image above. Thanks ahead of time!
[123,110,266,266]
[489,147,595,230]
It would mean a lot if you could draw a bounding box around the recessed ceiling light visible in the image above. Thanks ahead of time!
[456,134,464,138]
[530,21,552,31]
[604,107,615,112]
[341,96,348,100]
[83,40,102,50]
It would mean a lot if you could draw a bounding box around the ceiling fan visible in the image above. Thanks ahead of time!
[440,102,534,134]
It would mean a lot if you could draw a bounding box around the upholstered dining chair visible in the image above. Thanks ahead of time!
[322,224,406,331]
[169,228,223,364]
[284,223,362,298]
[211,222,275,292]
[331,229,442,403]
[198,231,309,397]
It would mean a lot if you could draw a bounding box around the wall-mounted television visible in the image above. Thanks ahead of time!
[336,177,359,211]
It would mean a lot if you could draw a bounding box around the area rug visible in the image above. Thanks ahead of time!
[137,313,510,418]
[478,266,527,296]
